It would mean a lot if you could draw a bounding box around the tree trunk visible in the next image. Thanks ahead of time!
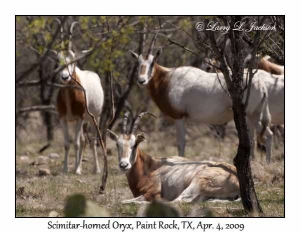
[108,64,137,129]
[232,99,262,214]
[227,16,262,214]
[39,62,55,142]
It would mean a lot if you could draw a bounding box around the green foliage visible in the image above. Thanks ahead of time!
[178,18,192,31]
[16,16,22,23]
[28,18,46,33]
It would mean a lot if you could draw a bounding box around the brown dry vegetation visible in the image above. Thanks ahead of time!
[16,112,284,217]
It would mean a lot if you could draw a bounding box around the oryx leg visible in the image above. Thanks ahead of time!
[75,129,86,175]
[61,119,70,174]
[246,118,257,160]
[261,127,273,164]
[273,125,285,147]
[278,125,285,145]
[172,175,239,203]
[175,119,186,157]
[90,119,101,174]
[121,195,148,204]
[278,125,284,137]
[206,197,241,203]
[171,179,203,203]
[271,125,278,149]
[248,115,273,164]
[74,119,84,174]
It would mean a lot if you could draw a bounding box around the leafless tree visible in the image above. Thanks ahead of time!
[193,16,281,213]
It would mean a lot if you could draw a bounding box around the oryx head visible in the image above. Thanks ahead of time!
[51,20,92,84]
[51,20,80,84]
[107,111,156,172]
[129,33,162,86]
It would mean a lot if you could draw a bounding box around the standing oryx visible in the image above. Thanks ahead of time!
[254,71,284,126]
[53,20,104,174]
[129,40,273,163]
[244,54,284,75]
[107,112,240,203]
[244,54,284,126]
[201,55,285,159]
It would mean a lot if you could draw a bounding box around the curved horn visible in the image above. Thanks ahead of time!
[123,111,130,134]
[146,21,167,57]
[68,21,80,52]
[54,18,64,49]
[131,112,157,134]
[147,33,158,57]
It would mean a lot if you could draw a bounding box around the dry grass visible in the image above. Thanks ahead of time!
[16,120,284,217]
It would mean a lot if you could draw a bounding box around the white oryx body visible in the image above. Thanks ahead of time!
[54,21,104,174]
[58,67,104,120]
[255,65,285,147]
[57,56,104,175]
[75,68,104,120]
[166,66,265,124]
[254,70,284,125]
[204,57,284,125]
[130,49,273,163]
[201,59,284,125]
[108,112,240,203]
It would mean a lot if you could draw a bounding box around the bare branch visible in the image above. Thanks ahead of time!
[167,37,198,56]
[100,70,116,193]
[16,16,66,83]
[17,105,57,115]
[214,69,231,98]
[17,32,106,86]
[136,28,179,34]
[17,80,83,91]
[244,17,265,109]
[62,55,110,193]
[207,30,232,90]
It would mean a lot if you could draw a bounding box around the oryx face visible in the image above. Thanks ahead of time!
[200,58,213,73]
[107,111,153,173]
[57,51,76,84]
[115,134,137,172]
[107,130,146,172]
[108,131,146,173]
[136,54,155,86]
[130,48,162,86]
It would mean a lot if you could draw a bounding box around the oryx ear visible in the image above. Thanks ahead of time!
[107,129,118,142]
[129,50,139,60]
[153,47,162,62]
[80,48,93,55]
[136,132,146,145]
[73,49,93,61]
[50,49,58,55]
[244,53,252,66]
[48,50,59,62]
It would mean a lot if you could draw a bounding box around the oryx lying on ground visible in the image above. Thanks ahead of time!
[107,112,240,203]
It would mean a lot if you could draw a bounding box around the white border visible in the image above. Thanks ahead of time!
[2,1,299,232]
